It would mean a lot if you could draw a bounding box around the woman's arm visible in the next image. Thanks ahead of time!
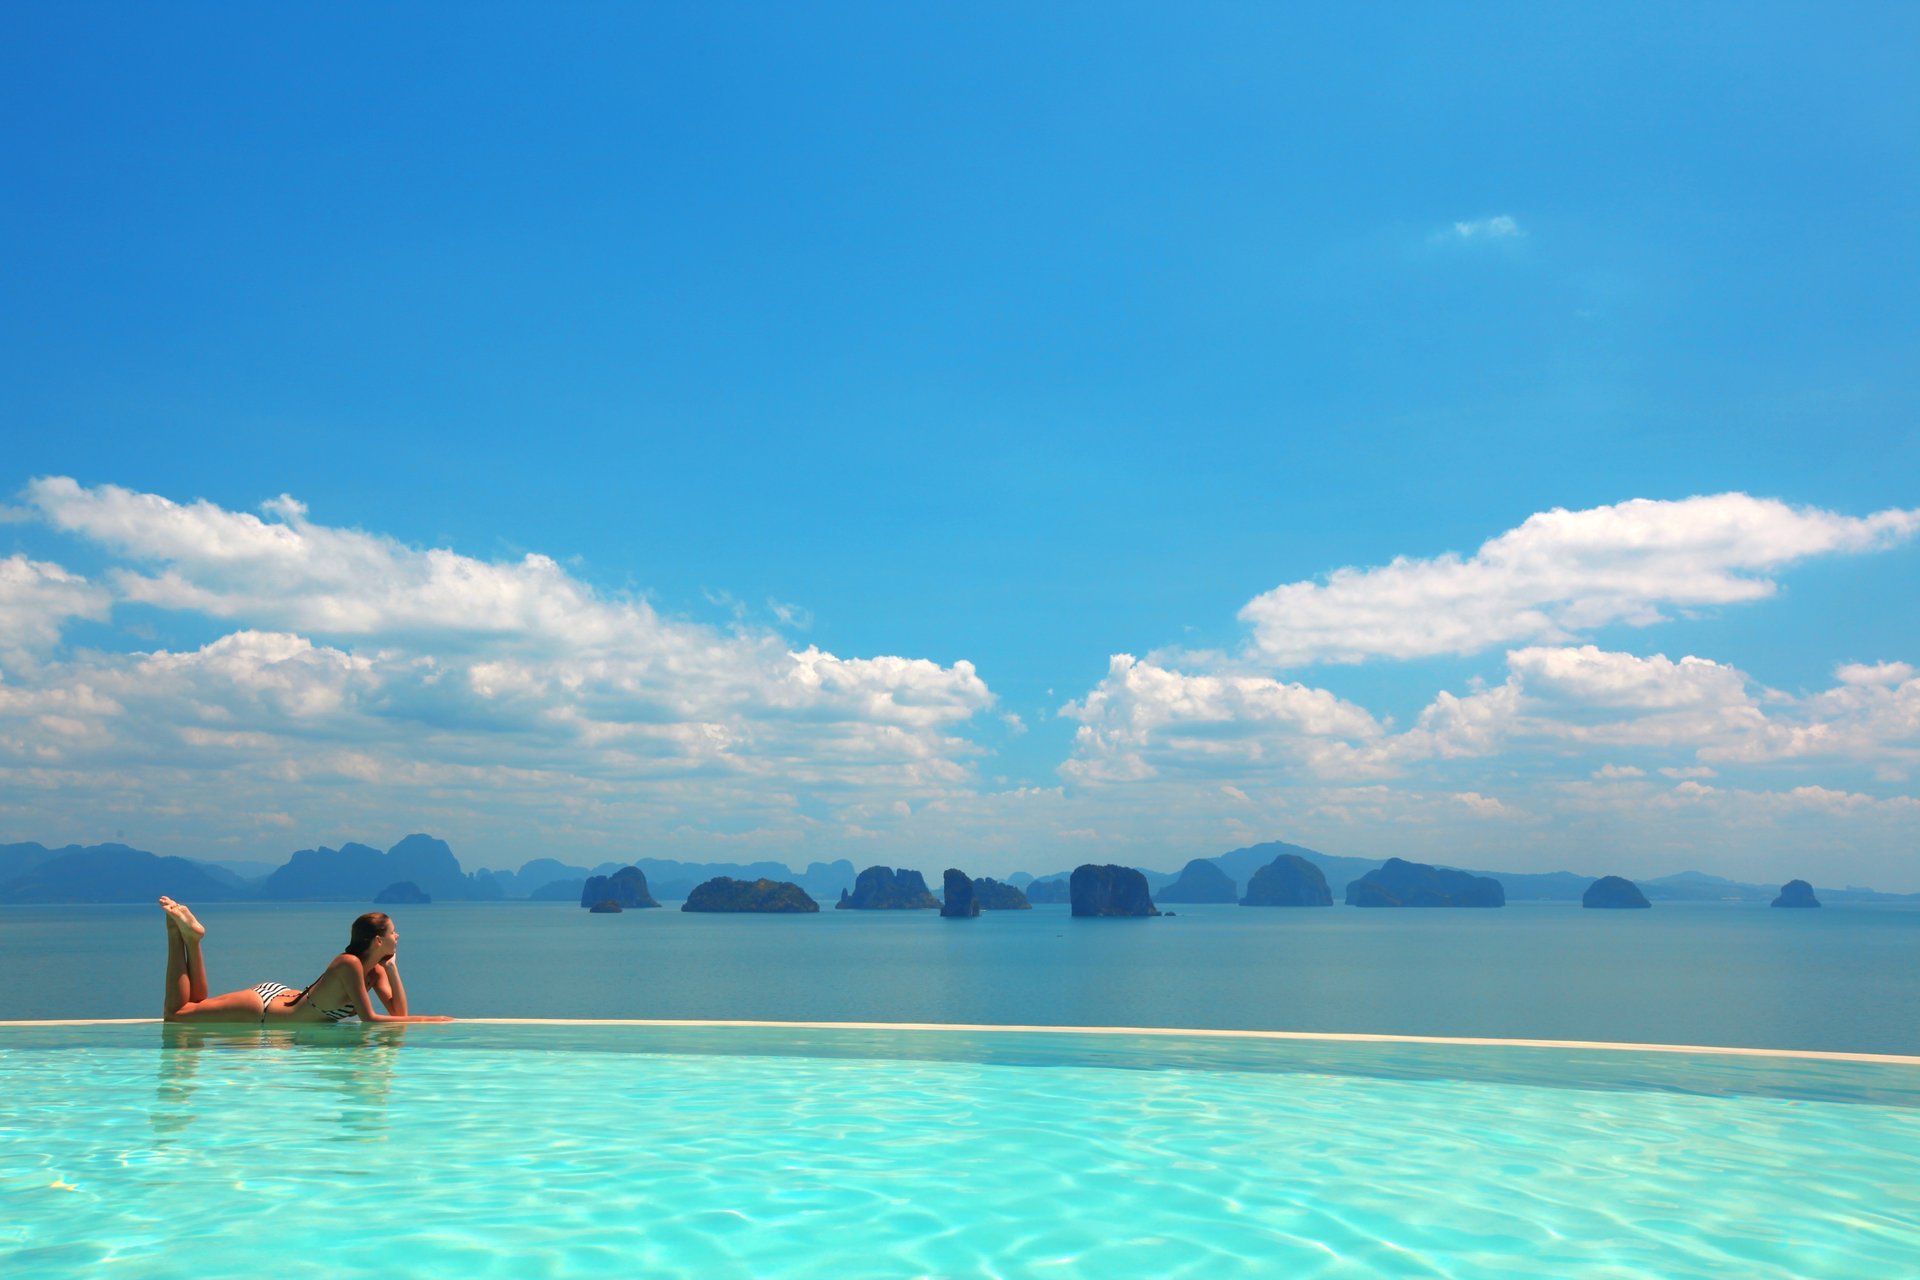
[340,956,450,1024]
[375,957,409,1016]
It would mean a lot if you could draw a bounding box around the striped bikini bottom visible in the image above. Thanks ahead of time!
[250,981,294,1022]
[249,981,357,1023]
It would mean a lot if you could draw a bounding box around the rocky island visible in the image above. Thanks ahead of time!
[941,869,979,917]
[1241,853,1332,907]
[1772,879,1821,908]
[836,865,940,909]
[1345,857,1504,908]
[971,877,1031,909]
[578,866,660,910]
[1582,875,1650,909]
[682,877,819,913]
[1070,864,1160,917]
[1157,858,1237,904]
[374,880,431,905]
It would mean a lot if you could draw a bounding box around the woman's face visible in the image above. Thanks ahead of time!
[371,922,398,961]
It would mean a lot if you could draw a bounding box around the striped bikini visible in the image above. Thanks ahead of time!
[249,981,357,1023]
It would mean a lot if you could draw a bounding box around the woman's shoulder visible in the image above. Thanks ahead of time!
[327,952,367,974]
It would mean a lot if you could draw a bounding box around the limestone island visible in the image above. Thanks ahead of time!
[1070,864,1160,917]
[588,899,623,913]
[941,869,979,917]
[938,871,1031,915]
[1346,857,1504,908]
[1157,858,1237,904]
[1241,853,1332,907]
[971,877,1031,910]
[1771,879,1821,908]
[579,866,660,910]
[374,880,431,905]
[682,876,819,913]
[1582,875,1650,909]
[837,865,940,909]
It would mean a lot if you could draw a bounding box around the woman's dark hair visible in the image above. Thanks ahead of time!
[344,912,393,960]
[291,912,393,1011]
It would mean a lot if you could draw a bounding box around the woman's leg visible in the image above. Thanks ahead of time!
[159,899,261,1023]
[159,897,209,1001]
[162,910,190,1016]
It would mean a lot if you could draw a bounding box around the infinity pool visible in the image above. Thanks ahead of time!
[3,1022,1916,1277]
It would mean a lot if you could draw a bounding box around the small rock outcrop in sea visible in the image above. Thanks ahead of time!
[1241,854,1332,907]
[1157,858,1237,904]
[941,869,980,917]
[1069,864,1160,917]
[1771,879,1821,909]
[588,899,623,913]
[682,877,820,913]
[579,866,660,910]
[1345,858,1505,908]
[1024,878,1070,904]
[972,877,1031,910]
[835,865,940,909]
[373,880,431,905]
[1582,875,1650,909]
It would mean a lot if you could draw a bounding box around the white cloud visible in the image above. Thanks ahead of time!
[1506,645,1752,711]
[1401,645,1920,767]
[0,554,112,664]
[0,480,1000,859]
[1836,661,1915,686]
[1450,214,1523,240]
[1593,764,1645,779]
[1059,654,1388,784]
[1451,791,1523,819]
[1060,643,1920,805]
[1722,660,1920,765]
[28,476,627,644]
[1238,495,1919,667]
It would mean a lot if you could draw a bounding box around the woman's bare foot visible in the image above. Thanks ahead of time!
[158,897,205,940]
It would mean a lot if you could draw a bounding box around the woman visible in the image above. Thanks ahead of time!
[159,897,452,1024]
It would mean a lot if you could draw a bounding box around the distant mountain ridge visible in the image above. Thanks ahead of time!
[0,837,860,905]
[2,834,1915,906]
[259,835,506,902]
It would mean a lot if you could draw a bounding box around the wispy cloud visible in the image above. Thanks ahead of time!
[1447,214,1523,240]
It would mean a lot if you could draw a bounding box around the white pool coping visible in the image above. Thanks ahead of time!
[2,1016,1917,1065]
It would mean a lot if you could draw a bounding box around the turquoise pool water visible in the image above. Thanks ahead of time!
[3,1023,1917,1277]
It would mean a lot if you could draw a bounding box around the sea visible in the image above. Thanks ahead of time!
[5,899,1917,1055]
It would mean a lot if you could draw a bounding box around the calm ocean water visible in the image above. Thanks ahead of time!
[5,900,1916,1055]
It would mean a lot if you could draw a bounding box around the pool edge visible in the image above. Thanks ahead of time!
[3,1016,1917,1065]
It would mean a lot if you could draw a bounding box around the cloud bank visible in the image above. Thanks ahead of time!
[1,480,1915,885]
[1,479,996,859]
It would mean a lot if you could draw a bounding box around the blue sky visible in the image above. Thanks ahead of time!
[3,6,1917,885]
